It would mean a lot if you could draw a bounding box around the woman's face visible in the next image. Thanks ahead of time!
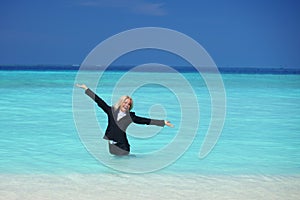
[120,98,132,112]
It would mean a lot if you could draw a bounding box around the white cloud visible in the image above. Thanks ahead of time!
[132,2,166,16]
[77,0,167,16]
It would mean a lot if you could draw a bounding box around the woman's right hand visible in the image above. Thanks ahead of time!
[76,84,88,90]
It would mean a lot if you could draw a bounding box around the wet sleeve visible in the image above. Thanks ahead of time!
[130,112,165,127]
[85,88,111,113]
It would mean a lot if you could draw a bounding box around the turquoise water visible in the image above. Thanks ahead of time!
[0,70,300,174]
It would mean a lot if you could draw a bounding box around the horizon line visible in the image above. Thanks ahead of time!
[0,64,299,74]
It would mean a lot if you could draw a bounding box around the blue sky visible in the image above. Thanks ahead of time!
[0,0,299,67]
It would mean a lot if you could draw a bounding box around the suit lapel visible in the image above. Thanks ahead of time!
[112,107,119,122]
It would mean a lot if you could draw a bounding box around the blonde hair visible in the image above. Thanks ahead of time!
[113,95,133,111]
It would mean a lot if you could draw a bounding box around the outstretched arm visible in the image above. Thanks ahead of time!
[76,84,111,113]
[130,112,174,128]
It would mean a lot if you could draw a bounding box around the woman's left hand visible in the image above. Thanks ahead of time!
[165,120,174,128]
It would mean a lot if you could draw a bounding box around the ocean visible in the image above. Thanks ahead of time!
[0,67,299,199]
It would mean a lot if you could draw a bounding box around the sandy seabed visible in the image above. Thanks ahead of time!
[1,174,299,200]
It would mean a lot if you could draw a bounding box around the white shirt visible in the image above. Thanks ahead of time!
[117,111,126,121]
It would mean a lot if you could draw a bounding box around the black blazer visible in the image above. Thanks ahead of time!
[85,89,165,152]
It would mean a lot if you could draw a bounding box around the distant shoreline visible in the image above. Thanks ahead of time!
[0,65,299,74]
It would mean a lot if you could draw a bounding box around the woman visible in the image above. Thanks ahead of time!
[76,84,174,156]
